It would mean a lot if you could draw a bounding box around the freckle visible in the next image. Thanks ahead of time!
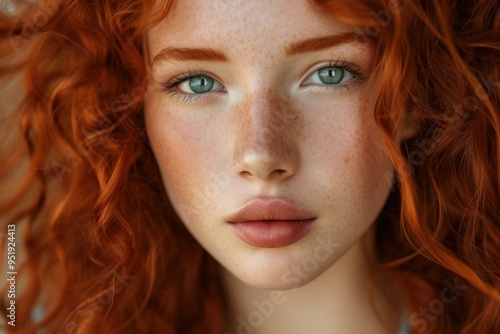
[344,156,350,164]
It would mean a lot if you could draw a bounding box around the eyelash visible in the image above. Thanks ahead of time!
[159,70,220,103]
[158,60,366,103]
[302,60,366,92]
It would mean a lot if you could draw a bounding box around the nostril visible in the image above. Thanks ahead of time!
[239,168,289,181]
[240,170,252,178]
[273,169,287,176]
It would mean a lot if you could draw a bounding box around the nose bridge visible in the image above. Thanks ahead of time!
[232,89,300,182]
[246,90,285,143]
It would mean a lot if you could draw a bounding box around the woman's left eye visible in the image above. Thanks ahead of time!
[303,66,354,86]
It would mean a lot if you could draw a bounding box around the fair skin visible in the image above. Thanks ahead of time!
[144,0,405,333]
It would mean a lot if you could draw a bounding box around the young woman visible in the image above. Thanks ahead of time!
[0,0,498,333]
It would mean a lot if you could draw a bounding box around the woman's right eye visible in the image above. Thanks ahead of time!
[177,75,224,94]
[160,72,225,97]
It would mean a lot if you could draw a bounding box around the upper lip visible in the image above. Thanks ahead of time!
[226,197,316,223]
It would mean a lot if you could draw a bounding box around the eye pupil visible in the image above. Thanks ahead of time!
[189,76,214,93]
[318,67,344,84]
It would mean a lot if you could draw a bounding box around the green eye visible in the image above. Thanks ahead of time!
[306,66,353,86]
[175,75,224,94]
[188,76,215,93]
[318,67,345,84]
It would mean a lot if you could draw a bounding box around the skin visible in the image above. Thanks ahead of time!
[144,0,407,332]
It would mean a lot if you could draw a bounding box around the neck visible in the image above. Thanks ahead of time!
[220,225,404,334]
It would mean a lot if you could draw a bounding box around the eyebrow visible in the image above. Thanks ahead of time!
[151,47,229,69]
[151,32,371,70]
[285,32,372,56]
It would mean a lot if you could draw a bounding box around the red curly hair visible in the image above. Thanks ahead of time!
[0,0,498,333]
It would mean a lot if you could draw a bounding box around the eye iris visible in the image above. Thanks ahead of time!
[318,67,344,84]
[189,76,214,93]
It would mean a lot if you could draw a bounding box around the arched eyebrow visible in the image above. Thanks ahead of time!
[151,47,229,69]
[285,32,372,55]
[151,32,372,70]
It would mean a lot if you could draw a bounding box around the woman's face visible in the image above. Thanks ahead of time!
[144,0,393,289]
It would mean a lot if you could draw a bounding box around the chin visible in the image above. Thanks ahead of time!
[220,245,342,290]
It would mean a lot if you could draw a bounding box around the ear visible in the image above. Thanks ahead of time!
[400,109,420,140]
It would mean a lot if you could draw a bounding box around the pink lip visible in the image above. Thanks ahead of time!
[227,198,316,248]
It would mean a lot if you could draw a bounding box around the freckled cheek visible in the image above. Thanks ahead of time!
[330,114,392,215]
[302,100,389,195]
[146,116,224,206]
[300,101,362,166]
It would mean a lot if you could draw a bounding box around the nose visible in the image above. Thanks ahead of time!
[232,92,300,183]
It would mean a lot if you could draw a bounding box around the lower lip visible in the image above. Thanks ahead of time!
[230,219,316,248]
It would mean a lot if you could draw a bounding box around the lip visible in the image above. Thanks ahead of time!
[227,198,316,248]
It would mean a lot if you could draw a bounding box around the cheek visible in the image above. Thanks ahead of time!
[144,100,229,221]
[149,125,204,205]
[301,96,392,227]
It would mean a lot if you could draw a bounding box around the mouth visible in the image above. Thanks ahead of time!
[226,198,317,248]
[230,219,316,248]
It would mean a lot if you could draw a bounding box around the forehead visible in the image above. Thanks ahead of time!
[147,0,356,58]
